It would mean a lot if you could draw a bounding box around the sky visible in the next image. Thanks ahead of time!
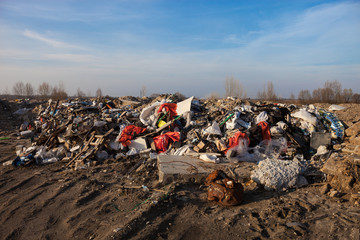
[0,0,359,98]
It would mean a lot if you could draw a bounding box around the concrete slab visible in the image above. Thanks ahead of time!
[157,155,229,184]
[310,132,331,150]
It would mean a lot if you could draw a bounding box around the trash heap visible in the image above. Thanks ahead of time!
[11,95,349,192]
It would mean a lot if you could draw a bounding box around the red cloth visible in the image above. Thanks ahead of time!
[258,121,271,141]
[225,131,249,154]
[118,125,147,147]
[157,103,177,119]
[153,132,180,153]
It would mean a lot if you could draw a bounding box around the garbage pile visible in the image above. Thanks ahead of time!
[10,95,348,191]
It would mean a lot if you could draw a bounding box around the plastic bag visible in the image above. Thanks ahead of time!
[118,125,147,147]
[255,111,268,124]
[225,131,250,154]
[139,100,164,127]
[292,109,317,126]
[153,132,180,153]
[318,109,345,139]
[226,112,251,130]
[157,103,177,119]
[203,121,222,136]
[329,105,346,111]
[258,121,271,141]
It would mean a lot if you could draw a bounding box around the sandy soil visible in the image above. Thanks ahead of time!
[0,100,359,240]
[1,140,359,240]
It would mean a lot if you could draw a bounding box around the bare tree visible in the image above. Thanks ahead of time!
[38,82,51,98]
[51,82,68,100]
[312,80,343,103]
[225,76,246,98]
[140,85,147,98]
[257,81,277,100]
[266,81,277,100]
[76,88,86,98]
[13,82,25,96]
[289,92,295,101]
[351,93,360,103]
[327,80,342,102]
[298,90,312,103]
[24,83,34,96]
[342,88,353,103]
[312,88,322,102]
[96,88,103,98]
[2,87,10,95]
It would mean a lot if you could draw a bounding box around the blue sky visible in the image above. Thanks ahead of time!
[0,0,359,98]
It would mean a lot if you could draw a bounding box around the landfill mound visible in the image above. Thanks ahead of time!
[0,96,359,239]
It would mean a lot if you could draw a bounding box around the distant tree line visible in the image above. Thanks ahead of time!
[220,78,360,103]
[7,79,360,104]
[297,80,359,104]
[10,81,103,100]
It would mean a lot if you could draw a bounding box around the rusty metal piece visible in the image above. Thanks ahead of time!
[205,170,244,206]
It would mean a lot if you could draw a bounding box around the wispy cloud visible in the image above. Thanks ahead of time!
[23,29,83,49]
[238,2,360,66]
[223,34,246,44]
[44,53,95,62]
[2,1,146,23]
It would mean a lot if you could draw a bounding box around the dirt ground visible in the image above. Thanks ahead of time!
[0,100,360,240]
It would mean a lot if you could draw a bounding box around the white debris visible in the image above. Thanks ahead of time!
[329,105,346,111]
[251,158,308,191]
[316,145,329,155]
[255,111,268,124]
[199,154,220,164]
[226,112,251,130]
[292,109,317,126]
[203,121,222,136]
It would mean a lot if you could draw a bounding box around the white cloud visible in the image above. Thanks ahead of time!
[23,29,82,49]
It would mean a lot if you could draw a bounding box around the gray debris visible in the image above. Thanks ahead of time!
[250,157,308,191]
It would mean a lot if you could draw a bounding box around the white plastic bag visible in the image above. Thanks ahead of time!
[226,112,251,130]
[329,105,346,111]
[255,111,268,124]
[203,121,222,136]
[139,100,167,127]
[292,109,317,126]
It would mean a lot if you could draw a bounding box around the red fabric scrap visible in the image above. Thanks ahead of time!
[153,132,180,153]
[258,121,271,141]
[157,103,177,119]
[225,131,250,154]
[118,125,147,147]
